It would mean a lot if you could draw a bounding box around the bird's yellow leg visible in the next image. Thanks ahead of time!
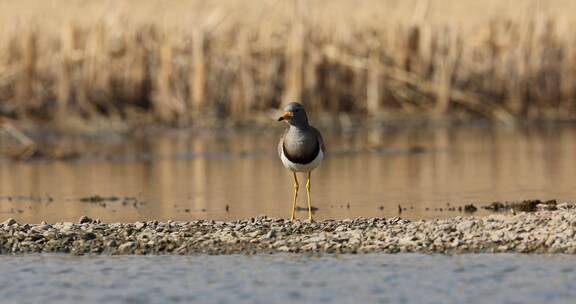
[306,171,313,221]
[290,172,299,221]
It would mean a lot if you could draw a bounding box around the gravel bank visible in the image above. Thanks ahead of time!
[1,208,576,255]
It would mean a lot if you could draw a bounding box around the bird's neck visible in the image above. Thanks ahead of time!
[286,125,313,147]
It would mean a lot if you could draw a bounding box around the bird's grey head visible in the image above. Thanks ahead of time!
[277,102,309,127]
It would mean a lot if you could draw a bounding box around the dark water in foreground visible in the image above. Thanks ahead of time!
[1,254,575,303]
[2,124,576,222]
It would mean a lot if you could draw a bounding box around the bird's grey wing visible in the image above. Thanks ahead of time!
[278,128,287,158]
[311,127,326,155]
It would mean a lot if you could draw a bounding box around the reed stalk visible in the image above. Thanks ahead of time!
[1,0,576,124]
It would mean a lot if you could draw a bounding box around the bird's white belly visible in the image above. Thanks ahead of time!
[280,149,324,172]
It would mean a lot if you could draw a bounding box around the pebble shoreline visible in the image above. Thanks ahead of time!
[1,207,576,255]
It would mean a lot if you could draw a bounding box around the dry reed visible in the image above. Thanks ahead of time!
[1,0,576,125]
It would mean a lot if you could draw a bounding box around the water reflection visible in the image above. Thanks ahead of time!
[1,125,576,223]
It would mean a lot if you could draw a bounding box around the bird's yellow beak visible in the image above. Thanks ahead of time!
[278,111,293,121]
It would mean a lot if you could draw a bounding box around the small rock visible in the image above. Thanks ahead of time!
[305,234,326,243]
[557,203,573,210]
[263,230,276,239]
[483,202,507,211]
[463,204,477,213]
[61,222,75,229]
[277,246,291,252]
[1,218,17,227]
[399,236,415,246]
[456,221,474,231]
[82,232,96,241]
[118,242,135,253]
[36,224,52,231]
[78,216,93,224]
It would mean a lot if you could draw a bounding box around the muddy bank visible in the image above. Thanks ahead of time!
[1,205,576,255]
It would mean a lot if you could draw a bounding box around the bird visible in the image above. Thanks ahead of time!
[277,102,325,221]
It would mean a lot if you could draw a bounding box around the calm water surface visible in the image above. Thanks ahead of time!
[1,254,576,303]
[1,124,576,223]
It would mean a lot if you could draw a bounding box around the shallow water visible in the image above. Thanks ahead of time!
[1,254,576,303]
[2,124,576,223]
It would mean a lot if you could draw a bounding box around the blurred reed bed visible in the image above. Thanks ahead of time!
[1,0,576,125]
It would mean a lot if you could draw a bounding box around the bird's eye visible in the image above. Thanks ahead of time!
[293,109,300,113]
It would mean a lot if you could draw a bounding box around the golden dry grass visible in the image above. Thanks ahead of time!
[1,0,576,124]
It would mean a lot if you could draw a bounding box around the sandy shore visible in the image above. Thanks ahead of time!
[1,207,575,255]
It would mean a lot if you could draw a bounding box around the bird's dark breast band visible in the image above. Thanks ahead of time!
[283,140,320,164]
